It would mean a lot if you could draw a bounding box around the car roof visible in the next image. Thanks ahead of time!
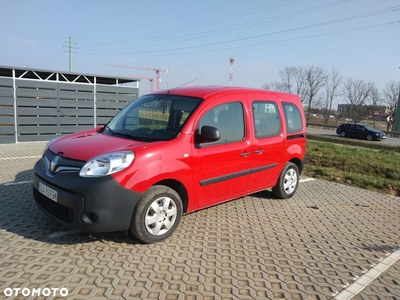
[341,123,367,126]
[153,85,299,100]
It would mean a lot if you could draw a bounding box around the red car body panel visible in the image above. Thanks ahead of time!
[35,86,306,234]
[49,86,306,213]
[49,129,148,162]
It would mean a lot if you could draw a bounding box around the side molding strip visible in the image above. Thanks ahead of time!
[200,163,278,186]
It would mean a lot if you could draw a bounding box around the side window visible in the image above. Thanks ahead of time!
[252,101,281,138]
[282,103,303,133]
[198,102,244,144]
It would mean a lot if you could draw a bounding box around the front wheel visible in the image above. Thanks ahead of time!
[366,134,373,141]
[272,162,299,199]
[130,185,183,243]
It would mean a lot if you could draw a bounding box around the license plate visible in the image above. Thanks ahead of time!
[38,182,58,202]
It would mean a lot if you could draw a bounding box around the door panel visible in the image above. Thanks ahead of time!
[192,97,251,209]
[246,95,286,192]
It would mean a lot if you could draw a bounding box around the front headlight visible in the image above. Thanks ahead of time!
[79,151,134,177]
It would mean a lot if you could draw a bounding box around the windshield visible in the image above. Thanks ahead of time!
[104,94,202,142]
[363,125,377,131]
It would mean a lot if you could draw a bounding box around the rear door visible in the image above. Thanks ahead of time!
[246,93,286,192]
[191,95,251,209]
[346,124,356,137]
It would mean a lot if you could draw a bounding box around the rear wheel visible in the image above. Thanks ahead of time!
[340,131,346,137]
[130,185,182,243]
[272,162,299,199]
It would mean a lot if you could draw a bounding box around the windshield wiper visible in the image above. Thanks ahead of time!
[113,132,148,141]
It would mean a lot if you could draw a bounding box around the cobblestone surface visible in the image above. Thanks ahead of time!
[0,142,399,299]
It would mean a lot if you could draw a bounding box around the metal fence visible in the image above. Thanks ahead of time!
[0,66,139,143]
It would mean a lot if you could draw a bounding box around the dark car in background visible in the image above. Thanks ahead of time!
[336,123,386,141]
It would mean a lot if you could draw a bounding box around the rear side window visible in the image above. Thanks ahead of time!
[282,103,303,133]
[252,101,281,138]
[356,125,365,131]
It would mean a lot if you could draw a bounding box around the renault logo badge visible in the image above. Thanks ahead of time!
[50,155,61,173]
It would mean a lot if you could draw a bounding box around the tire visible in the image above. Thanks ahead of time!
[130,185,183,243]
[366,135,373,141]
[272,162,299,199]
[340,131,346,137]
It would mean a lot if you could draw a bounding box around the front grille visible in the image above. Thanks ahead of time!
[34,188,73,223]
[44,150,84,176]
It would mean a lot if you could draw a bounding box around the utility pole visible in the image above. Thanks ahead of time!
[392,68,400,137]
[63,37,77,72]
[69,37,72,72]
[393,92,400,137]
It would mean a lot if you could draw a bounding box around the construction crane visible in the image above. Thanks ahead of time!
[124,75,155,92]
[229,57,235,86]
[107,64,167,91]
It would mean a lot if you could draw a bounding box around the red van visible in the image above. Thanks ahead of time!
[33,86,306,243]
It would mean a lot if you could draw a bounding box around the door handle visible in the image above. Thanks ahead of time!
[240,151,251,157]
[254,149,264,154]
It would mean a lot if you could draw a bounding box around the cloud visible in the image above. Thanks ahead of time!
[7,37,37,46]
[22,39,37,46]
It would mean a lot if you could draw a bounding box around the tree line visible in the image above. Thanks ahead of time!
[262,65,400,131]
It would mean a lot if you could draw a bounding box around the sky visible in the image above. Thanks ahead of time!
[1,0,399,101]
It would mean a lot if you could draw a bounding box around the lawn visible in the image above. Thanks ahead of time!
[304,139,400,196]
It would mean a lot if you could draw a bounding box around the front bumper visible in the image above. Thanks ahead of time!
[32,154,142,233]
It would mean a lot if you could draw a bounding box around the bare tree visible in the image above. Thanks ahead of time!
[290,67,308,101]
[302,65,327,121]
[262,81,286,91]
[278,66,296,93]
[369,85,381,128]
[262,66,307,99]
[382,80,400,131]
[321,69,342,124]
[263,65,326,112]
[342,78,375,123]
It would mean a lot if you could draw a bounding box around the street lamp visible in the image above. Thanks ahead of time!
[167,62,179,88]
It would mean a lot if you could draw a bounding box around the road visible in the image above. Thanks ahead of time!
[307,127,400,147]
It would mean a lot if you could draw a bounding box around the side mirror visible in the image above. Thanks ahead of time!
[195,125,220,144]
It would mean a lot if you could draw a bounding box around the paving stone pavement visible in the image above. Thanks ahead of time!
[0,142,399,300]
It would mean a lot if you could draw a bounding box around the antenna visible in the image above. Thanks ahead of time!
[167,76,203,93]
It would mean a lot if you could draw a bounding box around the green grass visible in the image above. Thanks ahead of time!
[304,137,400,196]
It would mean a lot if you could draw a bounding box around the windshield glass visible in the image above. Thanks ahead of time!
[363,125,376,131]
[105,94,202,142]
